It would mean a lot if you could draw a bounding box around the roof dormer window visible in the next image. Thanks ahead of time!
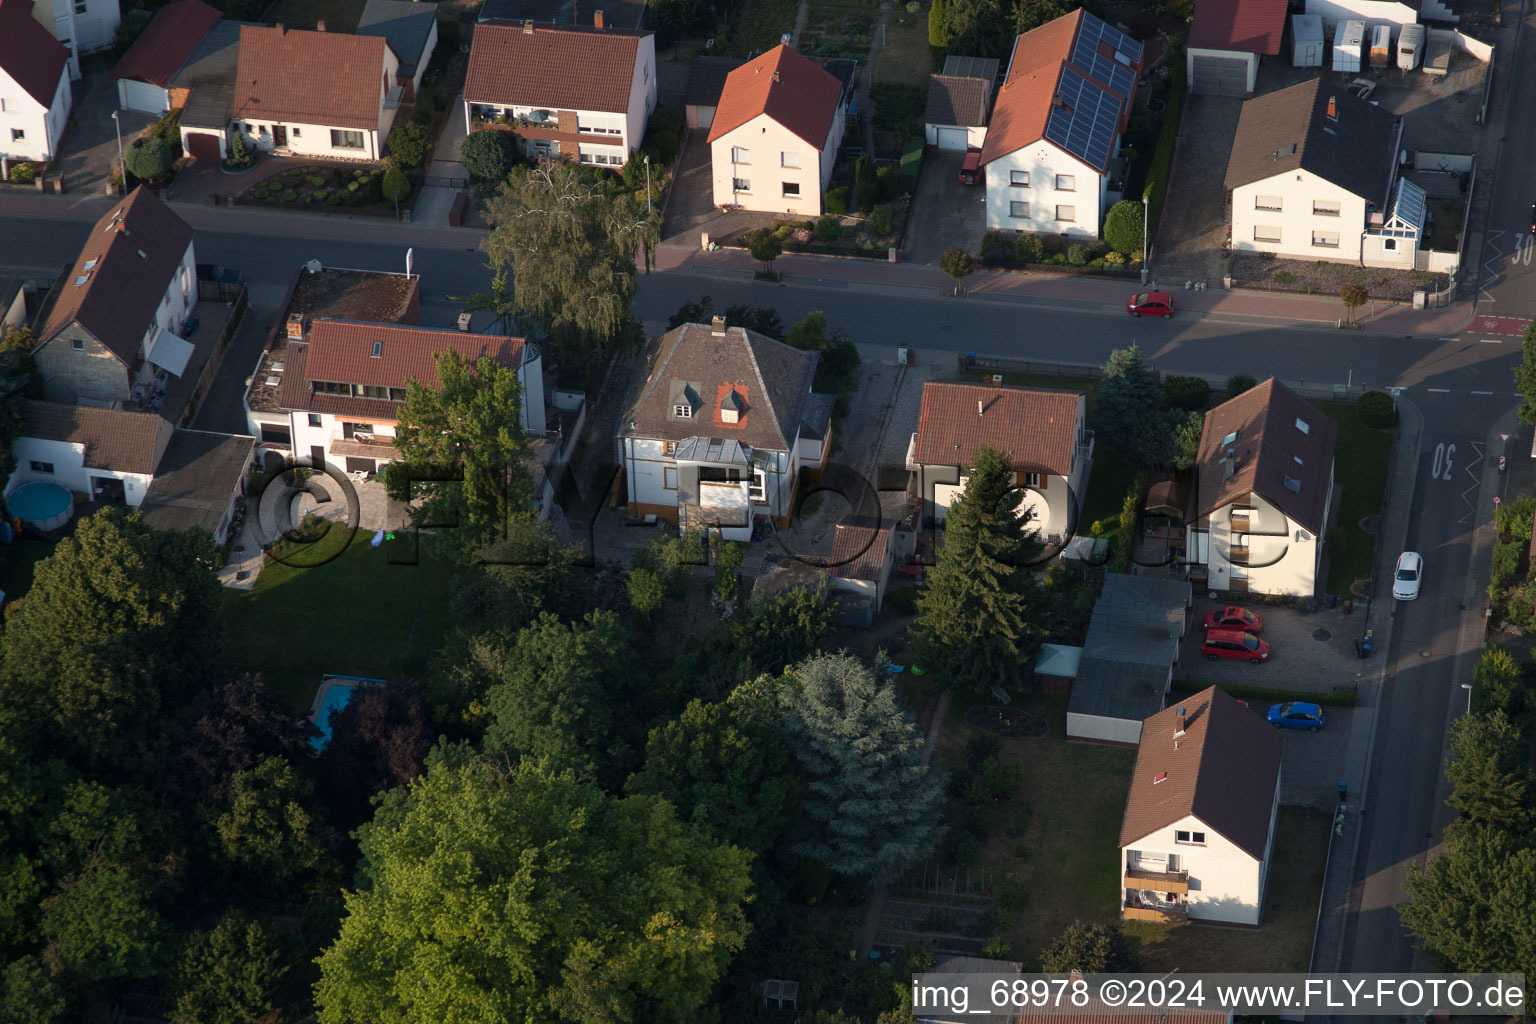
[371,341,383,358]
[674,404,693,418]
[1220,429,1238,446]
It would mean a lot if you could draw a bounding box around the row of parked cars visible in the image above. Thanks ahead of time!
[1199,605,1326,731]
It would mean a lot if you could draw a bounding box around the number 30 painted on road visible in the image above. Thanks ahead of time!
[1432,442,1456,481]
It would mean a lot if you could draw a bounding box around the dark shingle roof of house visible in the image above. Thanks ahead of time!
[110,0,221,87]
[232,25,390,131]
[465,20,650,113]
[1187,0,1288,54]
[356,0,437,77]
[619,321,818,452]
[1119,685,1282,860]
[925,74,991,128]
[686,55,744,107]
[173,18,247,129]
[799,392,835,442]
[139,429,255,535]
[913,380,1082,476]
[1195,378,1338,533]
[37,187,195,368]
[707,44,844,150]
[0,0,69,106]
[21,400,173,474]
[1223,78,1398,204]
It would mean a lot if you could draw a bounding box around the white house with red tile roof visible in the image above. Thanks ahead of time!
[28,0,119,80]
[1186,0,1288,95]
[979,9,1142,239]
[708,44,849,217]
[0,0,72,163]
[463,16,656,167]
[905,380,1092,541]
[278,320,544,476]
[109,0,220,113]
[230,25,399,161]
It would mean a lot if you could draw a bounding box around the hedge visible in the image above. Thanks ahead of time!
[1141,61,1186,246]
[1172,681,1360,708]
[900,136,923,192]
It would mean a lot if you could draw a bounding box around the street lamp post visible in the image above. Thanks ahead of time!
[644,153,652,214]
[111,110,125,195]
[393,189,400,221]
[1140,193,1149,285]
[1461,682,1473,715]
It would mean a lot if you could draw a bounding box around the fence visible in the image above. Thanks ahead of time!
[424,174,468,188]
[198,279,243,302]
[957,353,1376,402]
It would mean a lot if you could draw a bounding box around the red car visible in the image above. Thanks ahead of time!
[1128,291,1175,318]
[958,151,982,185]
[1202,606,1263,633]
[1202,629,1271,664]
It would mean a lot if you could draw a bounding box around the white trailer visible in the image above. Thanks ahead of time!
[1332,20,1365,72]
[1397,23,1424,69]
[1369,24,1392,67]
[1292,14,1325,67]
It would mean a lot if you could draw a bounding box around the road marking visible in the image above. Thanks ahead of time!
[1428,387,1452,393]
[1440,336,1460,342]
[1473,315,1533,336]
[1458,441,1486,526]
[1472,390,1495,395]
[1482,338,1504,343]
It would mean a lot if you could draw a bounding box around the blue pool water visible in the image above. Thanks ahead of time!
[8,482,71,523]
[310,683,358,751]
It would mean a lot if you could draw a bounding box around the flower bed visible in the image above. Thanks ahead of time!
[965,706,1048,738]
[720,208,909,260]
[236,163,398,214]
[1231,253,1447,301]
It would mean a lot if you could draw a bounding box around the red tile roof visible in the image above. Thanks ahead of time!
[302,320,526,391]
[233,25,389,130]
[913,380,1083,477]
[707,44,844,149]
[37,187,196,368]
[464,20,651,114]
[111,0,221,88]
[0,0,70,107]
[1187,0,1288,54]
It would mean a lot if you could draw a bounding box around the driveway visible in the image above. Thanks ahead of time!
[1149,94,1241,288]
[660,128,787,245]
[56,57,157,196]
[902,149,985,265]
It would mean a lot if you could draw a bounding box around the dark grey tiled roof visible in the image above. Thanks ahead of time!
[356,0,438,77]
[1067,573,1191,723]
[173,18,249,129]
[941,54,999,81]
[685,55,743,107]
[139,429,255,535]
[925,74,990,127]
[799,392,835,441]
[1223,78,1398,205]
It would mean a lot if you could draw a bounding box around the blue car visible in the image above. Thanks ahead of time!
[1267,702,1326,732]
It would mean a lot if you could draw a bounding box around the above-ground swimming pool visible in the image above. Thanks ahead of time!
[309,675,387,751]
[6,482,73,531]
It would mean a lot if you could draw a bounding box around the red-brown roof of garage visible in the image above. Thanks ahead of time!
[1187,0,1288,55]
[302,320,526,390]
[706,44,843,149]
[233,25,389,130]
[913,380,1083,476]
[465,20,651,113]
[110,0,221,87]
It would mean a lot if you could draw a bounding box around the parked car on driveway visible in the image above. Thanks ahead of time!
[1345,77,1375,101]
[1128,291,1174,318]
[1203,606,1263,632]
[1393,551,1423,601]
[1202,629,1270,663]
[1267,702,1326,731]
[958,151,982,185]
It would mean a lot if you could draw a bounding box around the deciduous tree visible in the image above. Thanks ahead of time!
[780,653,945,882]
[1399,823,1536,977]
[1102,199,1145,257]
[1340,281,1370,326]
[746,227,783,275]
[208,755,330,888]
[1039,921,1135,973]
[169,914,287,1024]
[459,129,516,183]
[939,246,975,295]
[1514,323,1536,425]
[320,681,434,830]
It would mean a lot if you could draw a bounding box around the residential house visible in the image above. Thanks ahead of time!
[1119,686,1282,927]
[924,69,994,151]
[29,0,119,80]
[356,0,438,104]
[273,319,545,476]
[684,55,742,131]
[978,10,1143,239]
[7,400,253,542]
[0,277,26,330]
[708,44,849,217]
[615,316,829,539]
[231,25,400,161]
[1186,0,1288,95]
[0,0,72,164]
[1186,378,1338,598]
[1065,572,1191,746]
[1305,0,1454,32]
[906,380,1092,542]
[1225,79,1404,266]
[826,514,915,628]
[463,17,656,167]
[109,0,220,113]
[32,187,198,406]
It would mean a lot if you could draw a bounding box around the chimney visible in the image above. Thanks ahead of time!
[316,19,325,30]
[710,315,727,335]
[523,18,535,33]
[594,9,604,27]
[1327,95,1337,119]
[275,21,284,31]
[1173,705,1186,741]
[977,399,984,417]
[114,220,128,234]
[771,70,780,83]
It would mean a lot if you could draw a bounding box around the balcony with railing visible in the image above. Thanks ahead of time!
[1122,892,1189,924]
[1124,866,1189,894]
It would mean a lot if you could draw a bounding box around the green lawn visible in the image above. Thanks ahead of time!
[222,533,460,708]
[1080,450,1137,531]
[0,539,55,601]
[1321,402,1393,596]
[731,0,798,56]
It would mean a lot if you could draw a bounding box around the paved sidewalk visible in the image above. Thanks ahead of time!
[656,244,1479,336]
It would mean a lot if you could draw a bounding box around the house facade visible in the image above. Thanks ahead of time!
[1186,379,1338,598]
[1226,79,1404,266]
[231,25,399,161]
[1120,687,1282,928]
[907,380,1092,542]
[109,0,220,113]
[8,400,170,506]
[616,317,828,539]
[271,319,544,476]
[464,17,656,168]
[0,0,72,163]
[979,10,1143,239]
[32,187,197,406]
[708,44,849,217]
[30,0,119,79]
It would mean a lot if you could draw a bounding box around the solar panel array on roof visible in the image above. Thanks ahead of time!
[1071,13,1141,97]
[1045,67,1120,172]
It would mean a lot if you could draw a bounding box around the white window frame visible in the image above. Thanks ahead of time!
[1312,231,1340,248]
[1383,238,1397,251]
[1009,200,1029,219]
[71,338,85,351]
[782,181,800,198]
[732,177,750,193]
[10,128,24,142]
[781,151,800,168]
[1010,170,1029,187]
[1055,174,1076,191]
[29,460,54,473]
[1255,195,1283,211]
[330,129,365,150]
[1313,199,1340,216]
[750,467,767,503]
[1055,205,1075,222]
[1254,226,1282,243]
[673,404,693,419]
[1174,830,1206,845]
[730,146,750,163]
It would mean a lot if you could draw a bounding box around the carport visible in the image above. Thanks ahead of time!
[1185,0,1288,96]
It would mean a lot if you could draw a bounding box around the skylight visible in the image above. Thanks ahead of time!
[1283,476,1302,493]
[1295,417,1311,435]
[371,341,383,358]
[73,275,89,286]
[82,259,97,270]
[1220,430,1238,446]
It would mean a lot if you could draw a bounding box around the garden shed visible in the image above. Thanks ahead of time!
[1032,643,1081,697]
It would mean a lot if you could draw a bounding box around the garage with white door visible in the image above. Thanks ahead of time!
[685,56,742,131]
[1184,0,1288,96]
[117,78,171,114]
[924,55,997,151]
